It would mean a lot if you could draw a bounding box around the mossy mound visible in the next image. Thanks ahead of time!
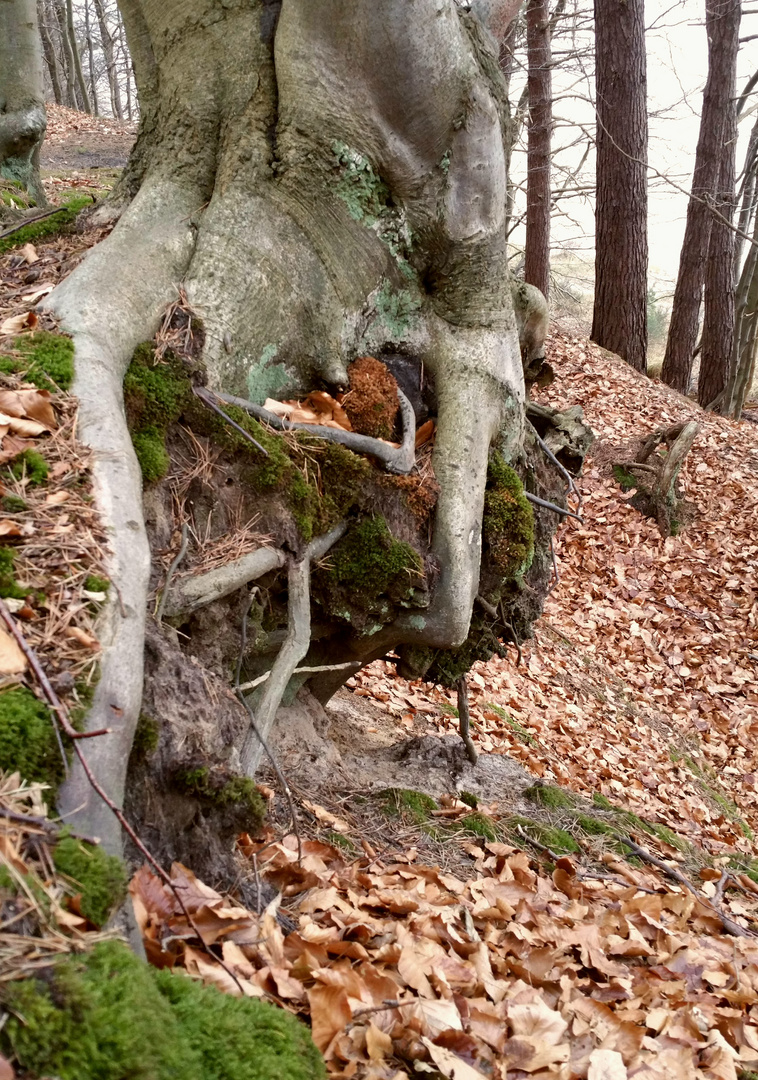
[313,515,424,631]
[1,940,325,1080]
[9,447,48,485]
[0,686,62,794]
[343,356,399,440]
[524,784,574,810]
[0,195,93,256]
[174,766,266,833]
[379,788,438,823]
[482,454,535,581]
[0,331,75,391]
[52,837,128,928]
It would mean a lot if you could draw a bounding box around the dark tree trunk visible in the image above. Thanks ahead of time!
[85,0,100,116]
[591,0,648,373]
[661,0,741,394]
[698,69,738,411]
[524,0,552,299]
[65,0,92,112]
[55,0,78,107]
[38,0,64,105]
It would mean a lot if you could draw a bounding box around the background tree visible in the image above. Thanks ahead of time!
[661,0,741,394]
[524,0,553,297]
[0,0,48,204]
[590,0,647,372]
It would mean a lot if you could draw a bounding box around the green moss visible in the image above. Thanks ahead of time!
[455,812,499,843]
[324,831,357,855]
[132,425,170,484]
[459,791,478,809]
[52,837,128,928]
[524,784,574,810]
[423,615,506,688]
[0,547,27,600]
[123,343,193,431]
[0,195,93,256]
[84,574,110,594]
[575,814,616,837]
[175,767,265,830]
[0,686,62,792]
[1,940,324,1080]
[509,816,581,855]
[131,713,160,759]
[482,455,535,580]
[612,464,641,492]
[5,331,75,391]
[650,824,690,851]
[315,516,423,627]
[592,793,614,810]
[1,493,27,512]
[379,788,437,824]
[9,448,48,485]
[482,702,536,746]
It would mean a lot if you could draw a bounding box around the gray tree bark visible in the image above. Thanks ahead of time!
[45,0,534,853]
[0,0,48,204]
[524,0,552,299]
[38,0,65,105]
[94,0,123,118]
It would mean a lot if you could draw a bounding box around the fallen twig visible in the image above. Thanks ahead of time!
[156,522,189,623]
[529,421,582,509]
[0,205,76,241]
[524,491,583,522]
[192,386,269,455]
[616,834,754,939]
[214,389,418,475]
[237,660,362,694]
[456,676,478,765]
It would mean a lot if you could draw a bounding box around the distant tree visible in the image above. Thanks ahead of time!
[524,0,552,298]
[661,0,741,395]
[591,0,648,372]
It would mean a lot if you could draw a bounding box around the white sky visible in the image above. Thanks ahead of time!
[509,0,758,286]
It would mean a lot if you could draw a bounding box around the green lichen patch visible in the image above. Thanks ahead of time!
[1,940,324,1080]
[314,516,424,629]
[374,280,421,339]
[332,142,391,225]
[52,837,128,928]
[379,788,438,824]
[175,767,265,831]
[0,686,62,793]
[9,448,49,486]
[524,784,575,810]
[0,195,93,256]
[1,332,75,391]
[482,455,535,581]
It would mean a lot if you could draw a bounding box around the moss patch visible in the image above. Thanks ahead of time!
[175,767,265,831]
[0,195,93,256]
[0,547,27,600]
[0,331,75,391]
[9,448,48,486]
[1,940,324,1080]
[314,516,423,630]
[482,702,536,746]
[379,788,437,824]
[455,812,499,842]
[52,837,128,928]
[613,464,640,492]
[509,816,581,855]
[132,425,171,483]
[131,713,160,760]
[482,455,535,581]
[524,784,574,810]
[84,574,110,594]
[0,686,63,793]
[1,493,27,513]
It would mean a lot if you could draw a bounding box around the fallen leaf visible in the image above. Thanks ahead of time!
[588,1049,628,1080]
[0,520,21,537]
[21,282,56,304]
[64,627,100,650]
[0,311,37,335]
[0,628,26,675]
[301,799,350,833]
[421,1037,488,1080]
[307,983,352,1054]
[19,243,38,264]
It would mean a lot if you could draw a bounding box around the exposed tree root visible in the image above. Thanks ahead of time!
[239,522,348,777]
[214,388,418,475]
[161,546,286,619]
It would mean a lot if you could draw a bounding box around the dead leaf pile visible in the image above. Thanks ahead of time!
[347,334,758,855]
[131,835,758,1079]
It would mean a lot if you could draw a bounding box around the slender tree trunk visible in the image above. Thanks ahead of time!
[85,1,100,116]
[0,0,48,204]
[591,0,648,372]
[661,0,741,393]
[733,117,758,285]
[119,21,133,120]
[38,0,64,104]
[725,194,758,416]
[524,0,552,299]
[66,0,92,112]
[94,0,122,118]
[698,63,738,411]
[56,0,78,107]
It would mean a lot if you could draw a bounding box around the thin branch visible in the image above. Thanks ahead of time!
[237,661,362,694]
[528,420,582,507]
[155,522,189,623]
[524,491,583,521]
[192,386,269,456]
[0,206,77,241]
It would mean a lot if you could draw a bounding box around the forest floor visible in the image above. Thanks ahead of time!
[1,114,758,1078]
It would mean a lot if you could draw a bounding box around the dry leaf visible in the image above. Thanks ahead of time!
[64,626,100,650]
[19,243,38,264]
[307,984,352,1054]
[0,628,26,675]
[21,283,56,304]
[588,1049,628,1080]
[0,520,21,537]
[421,1038,488,1080]
[301,799,350,833]
[44,490,70,506]
[0,311,37,335]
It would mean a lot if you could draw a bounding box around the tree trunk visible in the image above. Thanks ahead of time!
[0,0,48,205]
[41,0,550,853]
[524,0,551,299]
[38,0,65,105]
[698,69,738,411]
[732,115,758,286]
[55,0,78,107]
[661,0,741,394]
[590,0,648,373]
[66,0,92,113]
[85,0,100,116]
[726,197,758,416]
[94,0,123,119]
